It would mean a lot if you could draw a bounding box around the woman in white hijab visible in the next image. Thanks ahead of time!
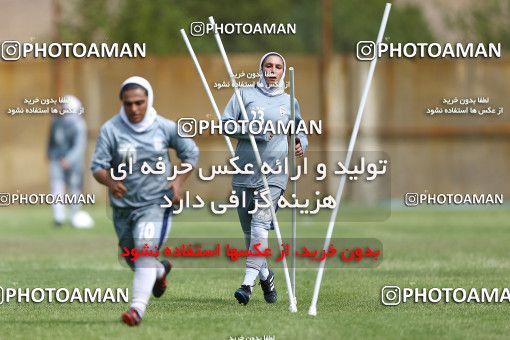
[118,76,157,132]
[91,76,199,326]
[221,52,308,306]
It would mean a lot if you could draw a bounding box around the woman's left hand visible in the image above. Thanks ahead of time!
[169,179,183,204]
[295,137,304,158]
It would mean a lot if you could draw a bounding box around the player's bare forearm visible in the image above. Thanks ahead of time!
[175,169,193,186]
[93,168,115,187]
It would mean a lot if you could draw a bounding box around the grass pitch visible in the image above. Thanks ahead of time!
[1,205,510,339]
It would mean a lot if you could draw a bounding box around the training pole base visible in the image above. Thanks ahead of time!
[289,303,298,313]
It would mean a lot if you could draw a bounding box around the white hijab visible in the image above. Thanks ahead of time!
[119,76,157,133]
[256,52,286,97]
[57,94,83,120]
[63,95,82,114]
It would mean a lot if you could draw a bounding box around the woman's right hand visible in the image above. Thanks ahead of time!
[109,181,127,198]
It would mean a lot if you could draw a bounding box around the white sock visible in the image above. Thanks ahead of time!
[130,260,157,317]
[155,261,165,279]
[245,226,269,284]
[259,267,269,281]
[242,267,259,287]
[51,178,66,223]
[53,205,66,223]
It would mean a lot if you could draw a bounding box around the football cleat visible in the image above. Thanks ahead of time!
[153,260,172,298]
[121,308,142,326]
[234,285,252,305]
[260,270,277,303]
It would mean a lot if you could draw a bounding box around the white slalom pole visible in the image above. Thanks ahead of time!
[308,3,391,317]
[209,16,297,313]
[289,67,297,301]
[180,28,235,157]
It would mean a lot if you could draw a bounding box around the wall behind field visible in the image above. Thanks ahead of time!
[0,55,509,202]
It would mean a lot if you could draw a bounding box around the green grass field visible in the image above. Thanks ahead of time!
[1,205,510,339]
